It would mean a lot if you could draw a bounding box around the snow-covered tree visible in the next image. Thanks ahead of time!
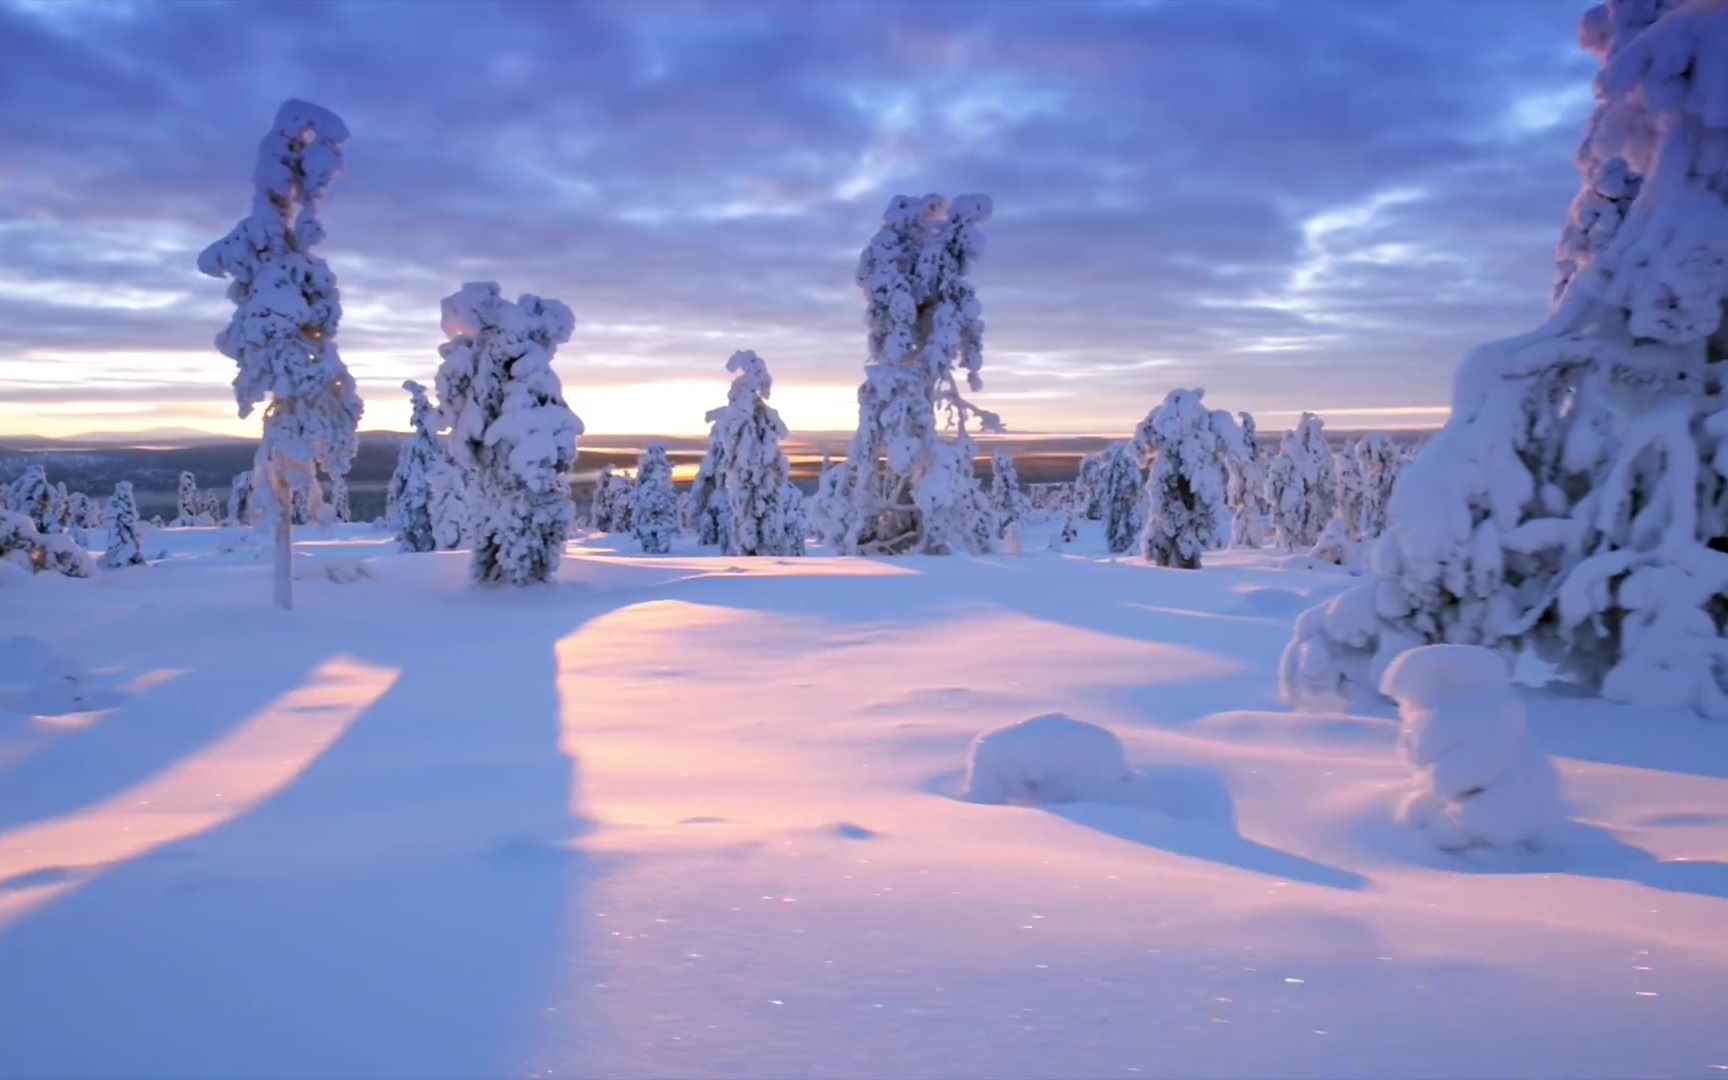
[778,482,807,555]
[430,466,467,550]
[989,450,1028,540]
[0,509,89,578]
[688,441,727,546]
[67,491,99,531]
[1133,389,1241,569]
[228,471,255,527]
[704,350,802,556]
[630,444,678,554]
[1075,452,1105,521]
[589,465,635,533]
[1225,411,1270,548]
[12,467,50,534]
[1351,433,1403,540]
[1097,441,1144,555]
[197,490,223,524]
[46,482,70,534]
[388,380,443,553]
[830,194,999,555]
[1333,438,1366,540]
[1381,645,1563,852]
[330,475,351,523]
[102,481,146,568]
[435,282,582,586]
[1266,413,1335,552]
[1286,0,1728,719]
[198,99,362,609]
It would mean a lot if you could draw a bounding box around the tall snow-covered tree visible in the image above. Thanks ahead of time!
[1266,413,1335,552]
[1097,441,1144,555]
[1135,389,1241,569]
[1285,0,1728,719]
[435,282,582,586]
[630,444,678,555]
[102,481,146,568]
[388,380,443,553]
[989,450,1028,540]
[829,194,999,555]
[706,350,801,556]
[198,99,362,609]
[1226,411,1271,547]
[228,471,255,526]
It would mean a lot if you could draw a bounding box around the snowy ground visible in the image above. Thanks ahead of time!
[2,522,1727,1079]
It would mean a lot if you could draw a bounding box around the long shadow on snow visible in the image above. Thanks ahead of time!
[1425,819,1728,902]
[0,582,610,1080]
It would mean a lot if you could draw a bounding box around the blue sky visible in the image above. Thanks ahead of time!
[0,0,1594,437]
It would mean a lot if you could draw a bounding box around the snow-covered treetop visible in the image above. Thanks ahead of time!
[436,282,581,491]
[198,98,362,483]
[1134,388,1244,459]
[707,350,774,423]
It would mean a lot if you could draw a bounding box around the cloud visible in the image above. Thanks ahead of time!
[0,0,1596,436]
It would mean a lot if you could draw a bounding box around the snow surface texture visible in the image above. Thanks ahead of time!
[1381,645,1565,852]
[1135,388,1242,569]
[825,194,999,555]
[435,282,583,585]
[963,713,1132,806]
[1285,0,1728,719]
[197,99,363,538]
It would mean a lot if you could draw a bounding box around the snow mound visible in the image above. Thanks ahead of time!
[1380,645,1564,853]
[0,635,88,716]
[963,712,1132,806]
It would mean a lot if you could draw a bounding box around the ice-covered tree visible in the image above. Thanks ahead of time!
[13,467,50,534]
[1075,452,1105,520]
[589,465,635,533]
[1333,439,1366,539]
[198,99,362,609]
[1097,441,1144,555]
[687,440,727,545]
[630,444,678,554]
[989,450,1028,540]
[198,490,223,524]
[435,282,582,586]
[1225,411,1270,548]
[102,481,146,568]
[1133,389,1241,569]
[1351,432,1403,540]
[228,470,255,526]
[46,482,70,534]
[704,350,802,556]
[388,380,442,553]
[330,475,351,523]
[1286,0,1728,719]
[830,194,999,555]
[1266,413,1335,552]
[778,482,807,555]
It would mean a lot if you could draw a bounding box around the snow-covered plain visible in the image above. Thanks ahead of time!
[2,523,1727,1079]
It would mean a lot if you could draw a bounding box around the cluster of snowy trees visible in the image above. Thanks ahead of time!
[1284,0,1728,722]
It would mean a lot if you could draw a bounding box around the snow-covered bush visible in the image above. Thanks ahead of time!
[387,380,442,553]
[1097,442,1144,555]
[1134,389,1241,569]
[1285,0,1728,719]
[706,350,802,556]
[198,99,363,609]
[963,713,1132,805]
[988,450,1028,540]
[435,282,582,585]
[102,481,146,568]
[0,510,90,578]
[1226,411,1270,548]
[1309,517,1357,567]
[830,194,999,555]
[630,444,678,555]
[1382,645,1563,852]
[1266,413,1335,552]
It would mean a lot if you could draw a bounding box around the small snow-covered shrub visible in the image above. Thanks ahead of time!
[1,510,91,578]
[1309,517,1357,568]
[963,713,1132,806]
[1381,645,1563,852]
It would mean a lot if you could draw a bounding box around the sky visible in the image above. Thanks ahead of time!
[0,0,1597,439]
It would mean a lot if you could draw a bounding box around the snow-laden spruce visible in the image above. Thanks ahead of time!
[387,380,445,554]
[1285,0,1728,719]
[825,194,999,555]
[1382,645,1563,852]
[589,466,634,534]
[435,283,582,585]
[989,450,1028,542]
[1349,433,1402,541]
[1226,411,1270,548]
[12,467,51,535]
[1134,389,1241,569]
[630,444,678,555]
[198,99,362,609]
[964,713,1133,806]
[687,438,728,546]
[1075,452,1104,520]
[102,481,146,568]
[1097,441,1145,555]
[1266,413,1335,552]
[330,476,351,524]
[174,472,200,527]
[227,471,255,527]
[704,350,802,556]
